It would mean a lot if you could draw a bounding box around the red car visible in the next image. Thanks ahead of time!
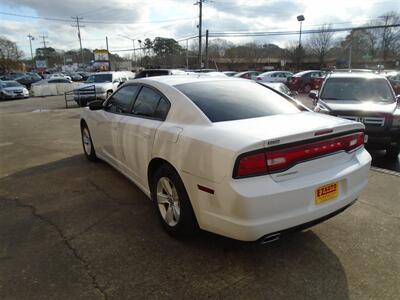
[234,71,260,80]
[287,70,326,93]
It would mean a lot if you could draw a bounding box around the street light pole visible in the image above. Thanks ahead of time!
[119,35,137,70]
[27,34,35,67]
[297,14,305,70]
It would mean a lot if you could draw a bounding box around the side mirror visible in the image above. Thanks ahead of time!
[308,90,318,100]
[89,100,104,111]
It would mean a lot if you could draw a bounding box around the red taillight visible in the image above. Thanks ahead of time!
[236,152,268,177]
[234,132,364,178]
[256,77,262,80]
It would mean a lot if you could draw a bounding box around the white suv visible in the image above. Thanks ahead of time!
[74,71,135,106]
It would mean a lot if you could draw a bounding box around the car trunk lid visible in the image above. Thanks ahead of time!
[215,112,365,182]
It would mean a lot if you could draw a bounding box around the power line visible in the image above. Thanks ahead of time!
[209,23,400,37]
[0,11,196,24]
[109,23,400,52]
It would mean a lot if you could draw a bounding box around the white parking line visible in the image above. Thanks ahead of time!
[371,167,400,177]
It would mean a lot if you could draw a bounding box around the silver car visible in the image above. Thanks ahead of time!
[0,81,29,100]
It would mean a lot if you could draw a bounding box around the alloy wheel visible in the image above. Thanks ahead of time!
[156,177,181,226]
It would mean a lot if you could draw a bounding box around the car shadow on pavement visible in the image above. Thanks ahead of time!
[369,149,400,172]
[0,155,349,300]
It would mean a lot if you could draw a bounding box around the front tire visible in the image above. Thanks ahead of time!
[151,164,199,237]
[81,123,98,161]
[386,144,400,159]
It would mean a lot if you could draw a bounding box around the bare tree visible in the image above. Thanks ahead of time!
[307,24,334,68]
[367,12,400,61]
[0,36,23,72]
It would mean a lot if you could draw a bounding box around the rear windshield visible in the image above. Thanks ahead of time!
[175,80,300,122]
[321,77,395,102]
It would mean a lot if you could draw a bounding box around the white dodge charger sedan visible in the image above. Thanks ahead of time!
[80,76,371,243]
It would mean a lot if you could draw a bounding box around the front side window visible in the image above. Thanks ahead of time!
[175,80,300,122]
[320,77,395,102]
[106,85,140,114]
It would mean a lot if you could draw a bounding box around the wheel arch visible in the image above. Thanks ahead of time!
[147,157,178,191]
[80,118,87,128]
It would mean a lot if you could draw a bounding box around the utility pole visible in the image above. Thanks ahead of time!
[205,29,209,69]
[106,36,111,71]
[39,34,48,48]
[195,0,204,69]
[72,16,85,66]
[27,34,35,64]
[349,41,353,70]
[186,39,189,69]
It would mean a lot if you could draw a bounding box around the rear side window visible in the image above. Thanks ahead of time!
[132,87,164,118]
[106,85,140,113]
[175,80,300,122]
[154,98,170,120]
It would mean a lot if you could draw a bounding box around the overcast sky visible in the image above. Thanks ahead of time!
[0,0,399,58]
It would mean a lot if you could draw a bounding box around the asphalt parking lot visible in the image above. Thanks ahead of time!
[1,96,399,299]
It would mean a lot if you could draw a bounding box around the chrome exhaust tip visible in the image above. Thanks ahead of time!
[259,233,281,244]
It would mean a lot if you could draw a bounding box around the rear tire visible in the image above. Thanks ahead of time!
[386,145,400,159]
[81,123,98,161]
[151,164,199,237]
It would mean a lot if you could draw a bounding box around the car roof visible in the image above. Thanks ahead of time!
[1,80,20,84]
[131,74,243,86]
[260,71,291,75]
[327,72,386,79]
[294,70,324,76]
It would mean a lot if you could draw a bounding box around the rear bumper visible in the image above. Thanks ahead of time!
[182,148,371,241]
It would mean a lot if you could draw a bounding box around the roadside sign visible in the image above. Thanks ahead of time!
[36,60,47,68]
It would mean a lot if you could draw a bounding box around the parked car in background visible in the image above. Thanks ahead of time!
[259,82,298,98]
[190,69,217,73]
[50,73,72,81]
[311,72,400,158]
[65,72,83,81]
[32,78,73,86]
[135,69,187,78]
[77,72,91,81]
[287,70,326,93]
[0,80,29,100]
[81,75,371,242]
[74,71,135,106]
[234,71,260,80]
[383,71,400,95]
[222,71,238,77]
[256,71,293,83]
[26,72,43,83]
[0,73,37,89]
